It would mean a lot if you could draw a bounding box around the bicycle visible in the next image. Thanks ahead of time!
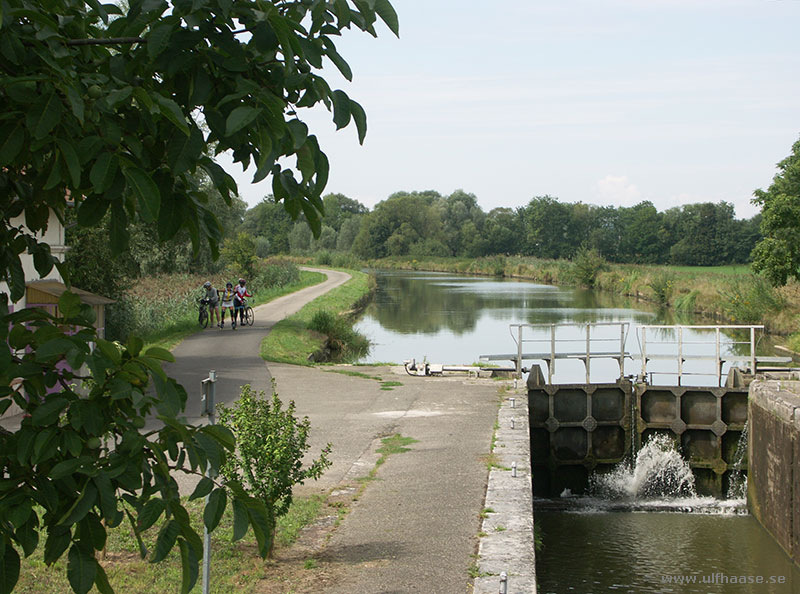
[197,298,210,328]
[240,298,254,326]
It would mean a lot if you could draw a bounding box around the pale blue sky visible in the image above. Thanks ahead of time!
[220,0,800,218]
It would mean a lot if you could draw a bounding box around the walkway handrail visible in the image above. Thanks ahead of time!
[481,323,792,386]
[638,324,766,385]
[507,322,630,381]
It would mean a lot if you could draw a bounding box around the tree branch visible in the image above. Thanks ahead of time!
[65,37,145,46]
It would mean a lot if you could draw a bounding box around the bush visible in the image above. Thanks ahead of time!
[571,247,607,288]
[308,309,370,361]
[251,260,300,292]
[648,272,675,306]
[217,383,331,557]
[719,275,786,324]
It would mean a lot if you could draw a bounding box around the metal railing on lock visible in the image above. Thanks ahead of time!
[637,324,792,386]
[479,322,631,382]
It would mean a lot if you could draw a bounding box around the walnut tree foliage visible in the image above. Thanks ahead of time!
[751,135,800,286]
[0,0,397,592]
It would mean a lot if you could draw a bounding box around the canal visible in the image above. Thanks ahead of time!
[354,270,800,593]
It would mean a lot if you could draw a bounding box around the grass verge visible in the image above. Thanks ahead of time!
[260,269,371,365]
[16,494,326,594]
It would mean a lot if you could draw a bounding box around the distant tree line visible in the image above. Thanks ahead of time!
[243,190,762,266]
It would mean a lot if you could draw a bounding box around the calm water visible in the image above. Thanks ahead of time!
[355,270,799,592]
[536,512,800,593]
[354,271,773,385]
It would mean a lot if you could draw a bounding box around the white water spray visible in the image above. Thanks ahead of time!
[592,434,696,499]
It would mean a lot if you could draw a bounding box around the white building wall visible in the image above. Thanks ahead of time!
[1,211,66,308]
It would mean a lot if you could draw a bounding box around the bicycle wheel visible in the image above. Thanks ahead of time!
[199,308,209,328]
[245,306,254,326]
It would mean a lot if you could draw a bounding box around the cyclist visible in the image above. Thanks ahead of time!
[201,281,221,328]
[233,277,252,326]
[219,281,237,330]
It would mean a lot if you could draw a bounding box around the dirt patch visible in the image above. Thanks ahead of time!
[251,498,352,593]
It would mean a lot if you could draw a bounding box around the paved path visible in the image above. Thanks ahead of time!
[169,269,504,592]
[166,267,351,422]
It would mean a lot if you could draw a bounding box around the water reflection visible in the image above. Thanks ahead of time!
[536,512,800,593]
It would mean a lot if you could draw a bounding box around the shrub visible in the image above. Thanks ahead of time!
[252,260,300,292]
[571,247,607,288]
[648,272,675,306]
[719,275,786,324]
[308,309,370,361]
[217,383,331,557]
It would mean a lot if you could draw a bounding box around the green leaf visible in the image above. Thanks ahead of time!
[375,0,399,36]
[138,498,165,532]
[203,488,226,532]
[67,544,96,594]
[225,106,261,137]
[147,21,172,60]
[331,89,351,130]
[154,94,190,136]
[0,541,20,594]
[49,458,83,480]
[150,520,179,563]
[349,99,367,144]
[94,475,118,525]
[58,481,97,526]
[95,339,122,365]
[34,339,73,364]
[0,124,24,166]
[167,125,204,174]
[231,499,249,542]
[178,539,199,594]
[200,424,236,451]
[89,153,118,194]
[199,157,237,201]
[188,477,214,501]
[144,346,174,362]
[325,43,352,81]
[125,510,148,559]
[57,139,81,187]
[286,119,308,150]
[94,564,113,594]
[31,395,68,426]
[32,428,57,465]
[58,290,82,318]
[43,528,71,566]
[78,513,107,551]
[151,373,180,417]
[13,521,38,557]
[123,166,161,223]
[109,200,129,253]
[29,93,63,139]
[64,85,85,124]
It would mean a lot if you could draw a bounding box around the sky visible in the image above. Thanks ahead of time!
[218,0,800,219]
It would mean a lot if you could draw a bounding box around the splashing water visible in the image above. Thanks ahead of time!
[592,434,696,499]
[726,422,748,499]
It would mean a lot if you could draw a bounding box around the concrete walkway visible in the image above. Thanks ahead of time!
[168,269,504,592]
[270,363,500,593]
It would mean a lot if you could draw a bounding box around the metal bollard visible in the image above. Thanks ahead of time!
[201,370,217,594]
[511,461,517,477]
[510,397,516,409]
[499,571,508,594]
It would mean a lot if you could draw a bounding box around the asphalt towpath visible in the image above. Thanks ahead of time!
[167,268,504,593]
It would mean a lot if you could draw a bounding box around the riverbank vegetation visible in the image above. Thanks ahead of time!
[260,270,372,365]
[358,255,800,337]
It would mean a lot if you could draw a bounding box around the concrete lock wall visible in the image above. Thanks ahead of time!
[528,375,749,497]
[748,376,800,567]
